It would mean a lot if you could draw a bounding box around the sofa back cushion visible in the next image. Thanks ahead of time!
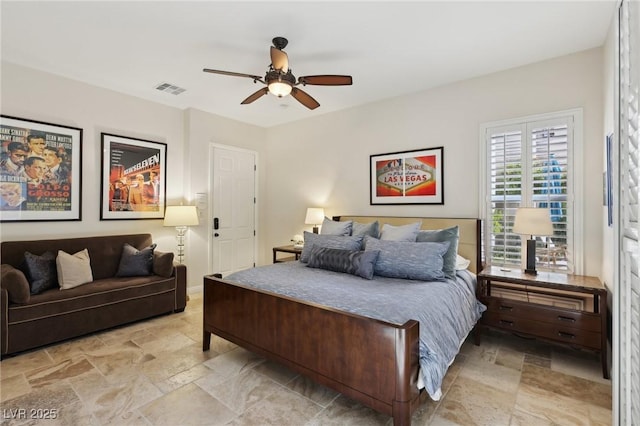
[1,234,154,281]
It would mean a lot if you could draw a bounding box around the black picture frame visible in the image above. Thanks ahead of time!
[100,133,167,220]
[0,115,82,222]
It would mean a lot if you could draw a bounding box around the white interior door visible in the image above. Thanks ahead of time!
[210,145,256,276]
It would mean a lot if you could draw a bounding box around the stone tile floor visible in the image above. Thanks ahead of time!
[0,292,611,425]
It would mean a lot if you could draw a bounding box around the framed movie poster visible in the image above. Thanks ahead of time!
[0,115,82,222]
[100,133,166,220]
[370,147,444,205]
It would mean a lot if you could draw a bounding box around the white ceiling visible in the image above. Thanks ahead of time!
[1,1,616,128]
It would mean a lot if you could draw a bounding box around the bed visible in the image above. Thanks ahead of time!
[203,216,483,425]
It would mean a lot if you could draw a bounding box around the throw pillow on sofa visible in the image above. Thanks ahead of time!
[57,249,93,290]
[23,251,59,294]
[116,243,157,277]
[153,251,174,277]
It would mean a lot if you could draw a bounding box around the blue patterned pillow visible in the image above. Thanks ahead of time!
[23,251,58,294]
[300,232,364,263]
[116,243,157,277]
[364,236,449,281]
[352,221,380,238]
[320,217,352,236]
[307,247,380,279]
[416,226,459,279]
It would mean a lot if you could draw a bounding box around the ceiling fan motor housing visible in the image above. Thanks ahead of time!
[266,70,295,85]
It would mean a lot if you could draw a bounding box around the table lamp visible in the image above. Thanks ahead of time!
[512,207,553,275]
[163,205,199,264]
[305,207,325,234]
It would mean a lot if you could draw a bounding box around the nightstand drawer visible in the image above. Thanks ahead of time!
[482,312,602,349]
[482,296,601,332]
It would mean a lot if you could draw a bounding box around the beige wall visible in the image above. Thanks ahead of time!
[1,46,607,290]
[0,62,268,288]
[182,108,267,282]
[0,62,185,256]
[265,47,605,277]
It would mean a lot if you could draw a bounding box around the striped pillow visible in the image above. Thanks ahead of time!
[306,246,379,280]
[300,232,364,263]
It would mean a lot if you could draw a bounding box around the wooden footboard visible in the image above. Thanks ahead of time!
[203,275,421,425]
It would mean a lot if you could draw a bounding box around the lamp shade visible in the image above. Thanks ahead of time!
[304,207,325,225]
[512,207,553,236]
[163,206,199,227]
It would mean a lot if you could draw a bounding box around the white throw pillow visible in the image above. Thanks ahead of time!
[379,222,421,241]
[57,249,93,290]
[455,254,471,271]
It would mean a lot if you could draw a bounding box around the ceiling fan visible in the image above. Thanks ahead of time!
[203,37,353,110]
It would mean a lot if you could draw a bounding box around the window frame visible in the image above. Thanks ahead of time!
[479,108,584,274]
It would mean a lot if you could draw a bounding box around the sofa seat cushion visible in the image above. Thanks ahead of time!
[7,275,176,324]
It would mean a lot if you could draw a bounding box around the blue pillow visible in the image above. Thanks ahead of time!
[320,217,352,236]
[306,247,380,280]
[116,243,157,277]
[23,251,58,294]
[364,236,449,281]
[379,222,421,241]
[300,232,364,263]
[352,221,380,238]
[416,226,459,280]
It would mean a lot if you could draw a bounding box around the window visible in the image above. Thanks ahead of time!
[480,109,583,274]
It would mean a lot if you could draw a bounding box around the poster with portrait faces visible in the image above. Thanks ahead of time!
[0,115,82,222]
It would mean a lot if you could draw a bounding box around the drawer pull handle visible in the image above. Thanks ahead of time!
[557,316,576,323]
[558,331,575,339]
[499,305,513,311]
[499,320,514,327]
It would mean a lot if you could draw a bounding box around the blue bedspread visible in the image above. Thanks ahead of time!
[226,261,486,400]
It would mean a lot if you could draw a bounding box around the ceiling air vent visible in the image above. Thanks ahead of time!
[155,82,186,95]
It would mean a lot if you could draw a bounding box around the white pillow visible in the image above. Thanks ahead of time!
[455,254,471,271]
[320,217,352,236]
[56,249,93,290]
[379,222,421,241]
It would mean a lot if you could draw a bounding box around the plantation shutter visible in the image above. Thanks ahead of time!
[618,0,640,423]
[484,115,574,273]
[487,125,524,267]
[530,121,572,272]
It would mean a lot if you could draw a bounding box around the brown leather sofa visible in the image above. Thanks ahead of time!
[1,233,187,357]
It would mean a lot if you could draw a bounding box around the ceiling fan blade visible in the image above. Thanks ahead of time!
[298,75,353,86]
[270,47,289,73]
[241,88,269,105]
[203,68,265,83]
[291,88,320,110]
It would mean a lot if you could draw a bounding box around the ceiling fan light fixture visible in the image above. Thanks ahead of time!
[268,80,292,98]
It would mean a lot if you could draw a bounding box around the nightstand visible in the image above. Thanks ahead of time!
[476,266,609,379]
[272,245,303,263]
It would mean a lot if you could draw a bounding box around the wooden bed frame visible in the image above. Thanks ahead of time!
[203,216,482,425]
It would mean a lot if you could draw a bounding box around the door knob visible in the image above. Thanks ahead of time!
[214,233,219,237]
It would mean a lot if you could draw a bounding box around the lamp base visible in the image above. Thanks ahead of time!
[312,226,319,234]
[524,238,537,275]
[175,226,187,264]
